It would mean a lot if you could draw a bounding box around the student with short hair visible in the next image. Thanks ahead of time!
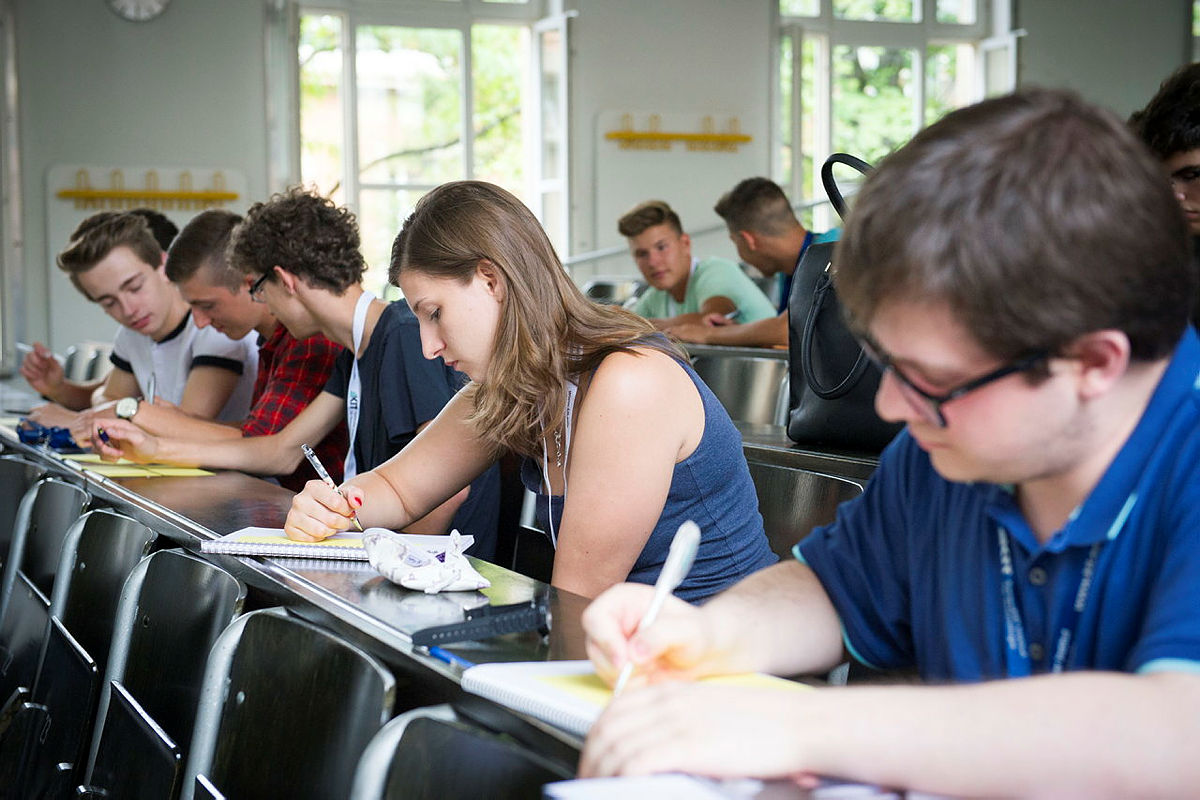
[98,209,348,492]
[617,200,775,330]
[580,89,1200,797]
[284,181,777,600]
[1132,61,1200,324]
[669,178,837,348]
[22,210,257,429]
[94,189,499,554]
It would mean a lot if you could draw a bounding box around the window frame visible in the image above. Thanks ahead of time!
[773,0,990,227]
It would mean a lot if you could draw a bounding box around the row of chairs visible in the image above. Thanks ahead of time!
[0,453,571,799]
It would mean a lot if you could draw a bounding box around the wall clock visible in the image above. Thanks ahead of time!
[107,0,171,22]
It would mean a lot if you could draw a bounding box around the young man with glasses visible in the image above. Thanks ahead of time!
[95,209,347,492]
[1133,62,1200,326]
[93,189,501,556]
[581,89,1200,796]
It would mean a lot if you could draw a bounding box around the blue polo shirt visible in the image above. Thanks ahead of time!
[797,327,1200,682]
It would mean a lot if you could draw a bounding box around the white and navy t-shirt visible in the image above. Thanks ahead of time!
[109,311,258,422]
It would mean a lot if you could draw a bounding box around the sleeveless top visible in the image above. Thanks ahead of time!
[520,344,778,602]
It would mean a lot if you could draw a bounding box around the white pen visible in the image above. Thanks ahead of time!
[300,443,363,531]
[723,309,742,321]
[146,373,156,405]
[611,520,702,696]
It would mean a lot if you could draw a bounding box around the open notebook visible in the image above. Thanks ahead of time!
[460,660,810,738]
[200,526,473,561]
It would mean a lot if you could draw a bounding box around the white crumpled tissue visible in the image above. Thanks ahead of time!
[362,528,491,594]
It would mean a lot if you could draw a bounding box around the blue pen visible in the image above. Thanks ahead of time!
[426,645,476,670]
[97,427,111,445]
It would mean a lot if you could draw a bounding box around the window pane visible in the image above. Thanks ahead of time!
[539,27,564,182]
[778,32,794,191]
[357,188,427,298]
[473,24,528,196]
[780,0,819,16]
[936,0,975,24]
[356,26,463,186]
[834,0,916,22]
[832,45,916,164]
[540,189,566,257]
[800,35,818,202]
[926,43,975,126]
[299,14,346,203]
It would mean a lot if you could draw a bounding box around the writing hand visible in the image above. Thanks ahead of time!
[91,418,158,462]
[284,480,364,542]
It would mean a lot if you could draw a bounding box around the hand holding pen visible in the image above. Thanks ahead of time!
[300,443,363,532]
[610,520,701,696]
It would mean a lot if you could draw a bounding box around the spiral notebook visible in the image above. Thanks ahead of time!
[460,660,810,738]
[200,526,470,561]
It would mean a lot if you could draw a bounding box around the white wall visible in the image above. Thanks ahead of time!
[15,0,269,349]
[1016,0,1191,117]
[563,0,774,282]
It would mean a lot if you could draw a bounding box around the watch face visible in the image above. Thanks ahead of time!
[116,397,139,419]
[107,0,171,22]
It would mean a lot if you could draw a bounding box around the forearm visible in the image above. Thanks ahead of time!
[132,402,241,440]
[705,314,787,348]
[700,560,844,676]
[799,671,1200,799]
[41,380,100,410]
[150,429,303,474]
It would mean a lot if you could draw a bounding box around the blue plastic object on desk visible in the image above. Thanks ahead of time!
[16,419,83,452]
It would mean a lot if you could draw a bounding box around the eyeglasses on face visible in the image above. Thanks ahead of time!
[249,272,270,303]
[1169,165,1200,194]
[859,336,1049,428]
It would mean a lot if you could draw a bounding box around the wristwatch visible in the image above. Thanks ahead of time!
[115,396,140,420]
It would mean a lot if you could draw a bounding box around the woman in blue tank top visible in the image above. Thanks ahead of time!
[285,181,776,600]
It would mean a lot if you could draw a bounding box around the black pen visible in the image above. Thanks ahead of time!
[300,443,363,531]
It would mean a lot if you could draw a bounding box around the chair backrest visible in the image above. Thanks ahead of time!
[0,456,43,566]
[22,618,99,799]
[182,608,395,800]
[0,477,89,617]
[350,704,572,800]
[86,548,244,780]
[80,680,181,800]
[0,573,49,717]
[48,509,157,676]
[746,462,864,559]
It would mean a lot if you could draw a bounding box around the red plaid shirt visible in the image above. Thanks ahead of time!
[243,325,348,492]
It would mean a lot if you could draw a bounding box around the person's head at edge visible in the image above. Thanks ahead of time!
[616,200,693,299]
[166,210,265,341]
[835,87,1194,485]
[714,177,808,276]
[56,211,182,341]
[227,187,365,340]
[389,179,676,459]
[1132,62,1200,237]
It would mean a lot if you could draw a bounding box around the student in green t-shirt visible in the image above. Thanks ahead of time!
[618,200,776,332]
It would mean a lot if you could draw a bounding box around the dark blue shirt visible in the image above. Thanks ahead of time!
[799,327,1200,681]
[522,349,778,602]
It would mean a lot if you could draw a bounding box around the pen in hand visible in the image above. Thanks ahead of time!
[611,519,701,697]
[300,443,363,532]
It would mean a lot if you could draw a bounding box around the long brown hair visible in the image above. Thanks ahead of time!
[391,180,683,457]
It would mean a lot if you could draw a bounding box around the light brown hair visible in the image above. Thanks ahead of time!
[836,88,1193,363]
[391,181,682,457]
[617,200,683,238]
[57,212,163,297]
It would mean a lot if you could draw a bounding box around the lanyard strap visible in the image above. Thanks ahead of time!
[540,380,578,550]
[998,527,1102,677]
[342,291,375,480]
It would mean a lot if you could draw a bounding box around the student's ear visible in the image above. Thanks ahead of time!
[738,230,759,252]
[273,265,299,294]
[1066,330,1131,400]
[476,260,506,302]
[155,251,168,275]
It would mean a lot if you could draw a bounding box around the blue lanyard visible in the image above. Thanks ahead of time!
[997,527,1102,677]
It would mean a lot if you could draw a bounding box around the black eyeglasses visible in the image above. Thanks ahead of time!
[860,336,1049,428]
[249,272,270,303]
[1169,165,1200,194]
